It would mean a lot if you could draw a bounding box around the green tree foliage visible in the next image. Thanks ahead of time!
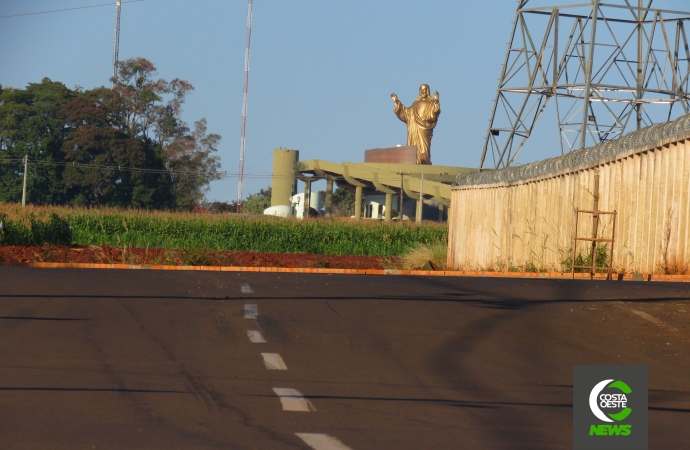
[0,58,221,210]
[201,200,238,214]
[60,89,172,208]
[332,187,356,216]
[0,78,75,204]
[241,187,272,215]
[165,118,222,209]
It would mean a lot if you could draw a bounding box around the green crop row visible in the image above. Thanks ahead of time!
[0,204,447,256]
[0,213,72,247]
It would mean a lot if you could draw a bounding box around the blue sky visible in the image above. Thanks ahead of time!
[0,1,567,202]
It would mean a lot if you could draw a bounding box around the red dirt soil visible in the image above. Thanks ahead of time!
[0,245,396,270]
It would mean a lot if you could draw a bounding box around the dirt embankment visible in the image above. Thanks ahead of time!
[0,245,396,270]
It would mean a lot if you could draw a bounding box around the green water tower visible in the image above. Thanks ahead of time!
[271,149,299,207]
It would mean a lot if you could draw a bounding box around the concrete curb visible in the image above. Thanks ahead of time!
[0,261,687,282]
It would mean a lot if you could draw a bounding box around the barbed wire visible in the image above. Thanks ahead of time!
[456,112,690,186]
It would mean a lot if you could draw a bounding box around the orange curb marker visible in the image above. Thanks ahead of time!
[426,271,447,277]
[3,260,690,282]
[365,269,386,275]
[443,271,464,276]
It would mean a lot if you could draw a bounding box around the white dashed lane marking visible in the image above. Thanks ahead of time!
[247,330,267,343]
[244,304,258,319]
[296,433,354,450]
[241,293,345,445]
[261,353,287,370]
[630,309,680,332]
[272,388,316,412]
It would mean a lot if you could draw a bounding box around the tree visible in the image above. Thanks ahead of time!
[165,118,221,209]
[241,187,272,214]
[0,79,76,205]
[331,187,356,217]
[1,59,221,210]
[60,89,173,208]
[59,58,222,209]
[202,200,238,214]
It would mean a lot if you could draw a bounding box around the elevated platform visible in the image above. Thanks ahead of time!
[296,159,474,207]
[269,147,475,221]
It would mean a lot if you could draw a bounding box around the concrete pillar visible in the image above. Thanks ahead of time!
[271,149,299,207]
[384,193,392,223]
[354,186,362,220]
[438,203,444,222]
[304,179,311,218]
[416,173,425,224]
[325,179,333,217]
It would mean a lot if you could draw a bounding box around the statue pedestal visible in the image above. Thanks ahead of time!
[364,146,417,164]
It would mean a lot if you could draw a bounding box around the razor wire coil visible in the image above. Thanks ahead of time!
[456,113,690,186]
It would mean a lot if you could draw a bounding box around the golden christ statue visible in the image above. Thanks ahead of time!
[391,84,440,165]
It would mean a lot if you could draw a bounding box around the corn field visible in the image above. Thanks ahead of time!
[0,203,447,256]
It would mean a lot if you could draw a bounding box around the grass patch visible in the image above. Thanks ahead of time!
[398,242,447,270]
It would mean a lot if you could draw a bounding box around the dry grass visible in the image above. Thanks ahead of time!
[659,256,690,275]
[399,242,448,270]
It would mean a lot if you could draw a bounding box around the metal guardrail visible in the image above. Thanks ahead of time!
[457,113,690,187]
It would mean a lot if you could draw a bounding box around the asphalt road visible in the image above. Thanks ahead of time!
[0,267,688,449]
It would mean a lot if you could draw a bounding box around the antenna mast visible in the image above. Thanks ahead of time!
[111,0,122,87]
[237,0,253,213]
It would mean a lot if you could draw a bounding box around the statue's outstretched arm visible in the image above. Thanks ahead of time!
[391,93,408,122]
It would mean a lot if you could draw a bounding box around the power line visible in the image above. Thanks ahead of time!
[1,157,281,180]
[1,158,432,184]
[0,0,143,19]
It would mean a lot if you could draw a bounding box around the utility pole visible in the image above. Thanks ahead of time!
[237,0,253,214]
[21,155,28,207]
[111,0,122,87]
[399,172,404,220]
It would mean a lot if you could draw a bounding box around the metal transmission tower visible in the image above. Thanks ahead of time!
[111,0,122,86]
[480,0,690,170]
[237,0,253,213]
